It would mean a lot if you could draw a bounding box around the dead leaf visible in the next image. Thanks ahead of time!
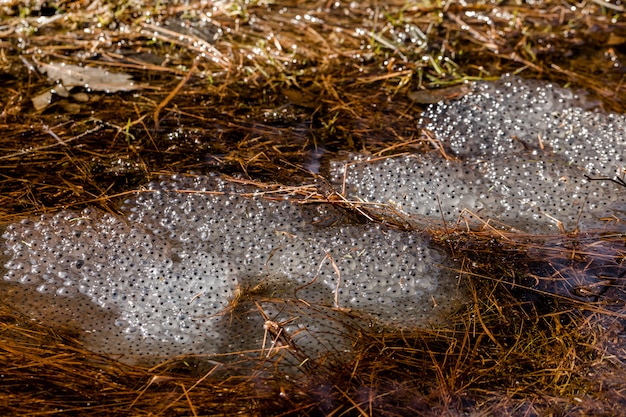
[37,61,141,93]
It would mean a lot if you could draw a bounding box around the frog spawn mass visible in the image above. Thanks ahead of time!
[332,76,625,233]
[2,76,625,367]
[0,175,460,366]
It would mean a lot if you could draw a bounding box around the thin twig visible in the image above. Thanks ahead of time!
[153,59,198,129]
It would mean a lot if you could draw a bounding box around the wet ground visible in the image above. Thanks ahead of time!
[1,1,626,416]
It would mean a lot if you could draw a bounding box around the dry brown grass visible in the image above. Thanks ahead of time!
[1,0,626,415]
[1,0,625,218]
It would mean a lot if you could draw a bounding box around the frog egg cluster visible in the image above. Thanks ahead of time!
[422,76,626,179]
[1,174,462,365]
[329,153,499,225]
[331,76,625,233]
[472,155,625,232]
[422,76,626,232]
[1,207,238,360]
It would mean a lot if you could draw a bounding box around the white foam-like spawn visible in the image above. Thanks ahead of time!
[331,76,625,232]
[0,174,461,366]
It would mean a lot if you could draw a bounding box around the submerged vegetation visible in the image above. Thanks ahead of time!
[0,0,625,415]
